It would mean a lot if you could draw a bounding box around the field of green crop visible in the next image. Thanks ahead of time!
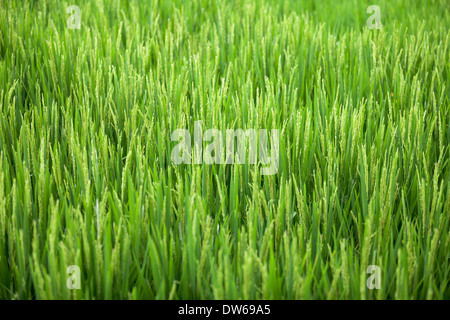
[0,0,449,300]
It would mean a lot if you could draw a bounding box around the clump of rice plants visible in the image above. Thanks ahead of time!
[0,0,449,299]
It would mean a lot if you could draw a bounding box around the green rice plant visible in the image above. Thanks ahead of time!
[0,0,449,300]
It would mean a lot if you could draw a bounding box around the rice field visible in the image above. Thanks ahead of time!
[0,0,449,300]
